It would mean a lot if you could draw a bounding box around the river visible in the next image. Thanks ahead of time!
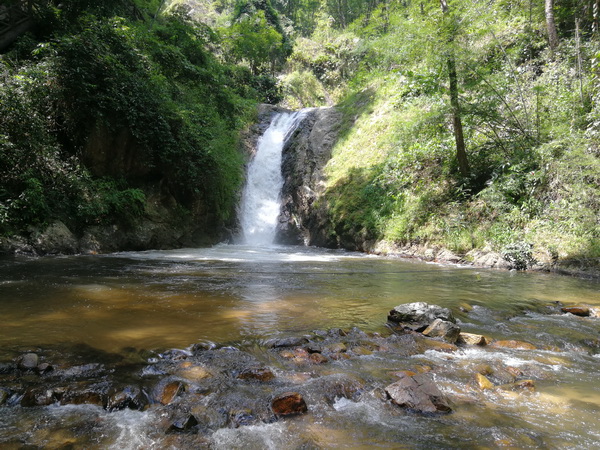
[0,245,599,448]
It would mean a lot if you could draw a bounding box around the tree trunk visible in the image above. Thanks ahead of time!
[545,0,559,52]
[447,56,470,177]
[440,0,470,177]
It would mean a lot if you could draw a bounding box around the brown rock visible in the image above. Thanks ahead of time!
[475,373,494,390]
[391,370,417,378]
[416,336,458,353]
[324,343,347,354]
[422,319,461,343]
[385,373,452,414]
[490,340,537,350]
[157,381,184,405]
[561,306,590,317]
[309,353,328,364]
[271,392,308,416]
[176,365,212,382]
[457,333,489,346]
[497,380,535,391]
[351,346,373,356]
[237,367,275,382]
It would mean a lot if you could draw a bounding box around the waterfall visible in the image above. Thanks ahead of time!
[240,110,309,246]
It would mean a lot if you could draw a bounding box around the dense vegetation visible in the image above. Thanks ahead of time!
[1,0,599,269]
[273,0,600,269]
[0,0,274,236]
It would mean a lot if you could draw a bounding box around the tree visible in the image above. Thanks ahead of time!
[440,0,469,177]
[227,10,284,74]
[545,0,559,52]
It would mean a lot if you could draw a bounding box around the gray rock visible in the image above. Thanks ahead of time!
[265,336,309,348]
[18,353,39,370]
[388,302,455,331]
[422,319,461,343]
[167,414,199,433]
[277,107,343,246]
[385,373,452,414]
[31,221,79,255]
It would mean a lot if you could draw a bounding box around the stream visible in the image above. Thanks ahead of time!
[0,245,599,448]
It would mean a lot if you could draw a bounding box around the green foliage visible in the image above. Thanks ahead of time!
[0,0,273,236]
[295,0,600,265]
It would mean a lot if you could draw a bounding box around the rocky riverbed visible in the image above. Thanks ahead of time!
[1,300,599,448]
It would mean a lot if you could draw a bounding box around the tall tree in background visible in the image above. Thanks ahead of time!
[545,0,559,52]
[440,0,469,177]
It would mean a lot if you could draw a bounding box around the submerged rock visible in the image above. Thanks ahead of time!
[236,367,275,382]
[272,392,308,416]
[385,373,452,414]
[388,302,455,331]
[490,340,537,350]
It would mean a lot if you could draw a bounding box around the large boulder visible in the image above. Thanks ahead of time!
[385,373,452,414]
[388,302,455,331]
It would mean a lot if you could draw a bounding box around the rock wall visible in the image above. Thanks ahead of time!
[276,107,342,246]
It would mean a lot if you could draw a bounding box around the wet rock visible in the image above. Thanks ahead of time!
[229,409,256,428]
[475,373,494,390]
[351,346,373,356]
[490,340,537,350]
[21,387,62,407]
[61,382,109,406]
[236,367,275,382]
[167,414,199,433]
[175,363,212,382]
[0,389,8,405]
[265,336,309,348]
[191,341,217,354]
[155,380,184,405]
[415,336,458,353]
[36,362,53,374]
[388,302,455,331]
[18,353,39,371]
[392,370,417,378]
[422,319,461,343]
[383,334,421,356]
[457,332,489,346]
[60,363,105,379]
[308,353,328,364]
[106,385,146,411]
[271,392,308,416]
[385,373,452,414]
[310,374,365,404]
[323,342,347,354]
[561,306,590,317]
[160,349,190,361]
[498,379,535,391]
[0,362,16,374]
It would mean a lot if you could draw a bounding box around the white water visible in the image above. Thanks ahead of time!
[240,110,310,246]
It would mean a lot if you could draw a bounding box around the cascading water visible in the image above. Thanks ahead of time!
[240,110,309,246]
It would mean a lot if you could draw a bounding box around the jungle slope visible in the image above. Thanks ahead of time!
[280,1,600,276]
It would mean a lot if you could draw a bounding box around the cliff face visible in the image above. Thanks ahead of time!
[276,107,342,247]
